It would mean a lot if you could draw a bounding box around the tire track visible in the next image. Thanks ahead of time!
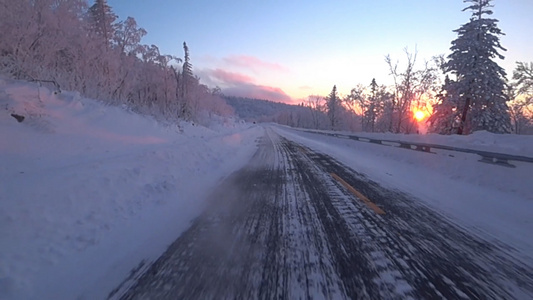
[286,138,533,299]
[120,129,346,299]
[118,130,533,300]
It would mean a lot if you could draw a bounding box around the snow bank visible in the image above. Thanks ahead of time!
[0,78,263,300]
[299,127,533,157]
[353,130,533,157]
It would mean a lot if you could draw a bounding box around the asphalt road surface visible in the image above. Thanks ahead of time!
[117,128,533,299]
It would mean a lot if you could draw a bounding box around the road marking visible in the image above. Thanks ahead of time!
[330,173,386,215]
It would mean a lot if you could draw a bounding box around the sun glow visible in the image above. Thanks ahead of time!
[414,110,426,121]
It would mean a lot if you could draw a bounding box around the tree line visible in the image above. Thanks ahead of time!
[1,0,531,134]
[277,0,533,135]
[0,0,233,124]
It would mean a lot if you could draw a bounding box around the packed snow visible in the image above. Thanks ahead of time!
[1,78,532,300]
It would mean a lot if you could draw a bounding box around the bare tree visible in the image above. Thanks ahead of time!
[386,48,438,133]
[344,84,364,124]
[306,95,326,129]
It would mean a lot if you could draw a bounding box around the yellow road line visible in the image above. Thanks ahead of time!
[330,173,386,215]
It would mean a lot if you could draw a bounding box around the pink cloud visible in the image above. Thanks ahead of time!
[197,67,293,103]
[209,68,255,85]
[223,84,293,103]
[224,55,288,73]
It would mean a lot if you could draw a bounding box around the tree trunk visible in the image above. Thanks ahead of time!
[457,97,471,135]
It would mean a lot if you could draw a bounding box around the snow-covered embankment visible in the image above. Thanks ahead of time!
[0,78,263,300]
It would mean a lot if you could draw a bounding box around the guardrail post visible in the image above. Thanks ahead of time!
[478,156,516,168]
[415,145,432,153]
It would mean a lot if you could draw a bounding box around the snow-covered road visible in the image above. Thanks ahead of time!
[119,127,533,299]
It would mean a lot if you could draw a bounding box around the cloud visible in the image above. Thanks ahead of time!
[223,84,292,103]
[299,85,313,90]
[209,69,255,85]
[195,68,253,87]
[223,55,289,73]
[197,67,293,103]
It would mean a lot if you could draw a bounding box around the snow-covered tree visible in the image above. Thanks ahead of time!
[182,42,193,79]
[428,76,462,134]
[305,95,327,129]
[176,42,196,120]
[509,62,533,134]
[350,79,387,132]
[326,85,340,130]
[114,17,147,55]
[0,1,234,125]
[513,62,533,95]
[430,0,511,134]
[88,0,118,47]
[344,84,365,128]
[366,79,380,132]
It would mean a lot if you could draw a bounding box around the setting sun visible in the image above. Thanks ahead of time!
[414,110,426,121]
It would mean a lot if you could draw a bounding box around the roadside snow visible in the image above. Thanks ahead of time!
[0,79,262,300]
[273,125,533,264]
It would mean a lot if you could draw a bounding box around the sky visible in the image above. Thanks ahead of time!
[109,0,533,103]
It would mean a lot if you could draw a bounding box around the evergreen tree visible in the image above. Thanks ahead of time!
[182,42,193,78]
[89,0,118,47]
[510,62,533,133]
[179,42,197,120]
[367,78,379,132]
[513,62,533,95]
[431,0,511,134]
[428,76,462,134]
[326,85,339,130]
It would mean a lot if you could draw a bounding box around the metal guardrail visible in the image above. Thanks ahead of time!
[300,129,533,168]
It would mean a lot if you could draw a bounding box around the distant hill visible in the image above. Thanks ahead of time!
[223,96,306,122]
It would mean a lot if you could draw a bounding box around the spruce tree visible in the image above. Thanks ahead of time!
[182,42,193,78]
[327,85,339,130]
[181,42,194,103]
[180,42,195,120]
[513,62,533,95]
[368,78,378,132]
[431,0,511,134]
[89,0,118,47]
